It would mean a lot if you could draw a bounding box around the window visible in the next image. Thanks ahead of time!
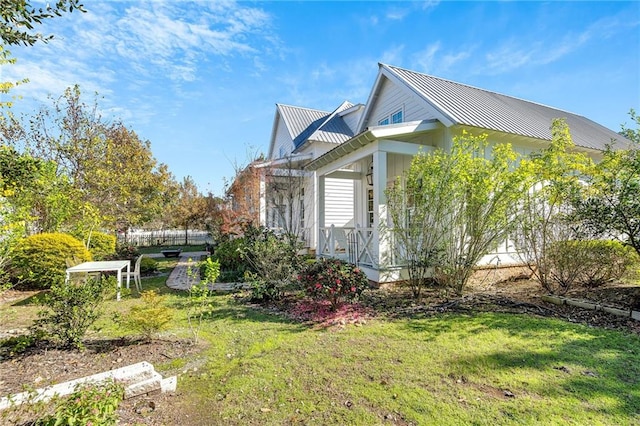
[377,108,403,126]
[367,189,374,227]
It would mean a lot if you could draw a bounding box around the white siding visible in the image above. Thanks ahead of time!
[271,119,294,159]
[324,177,354,227]
[341,109,363,134]
[368,78,438,127]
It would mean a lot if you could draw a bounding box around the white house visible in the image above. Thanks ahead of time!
[256,63,627,284]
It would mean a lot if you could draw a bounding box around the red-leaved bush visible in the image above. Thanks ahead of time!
[298,258,369,309]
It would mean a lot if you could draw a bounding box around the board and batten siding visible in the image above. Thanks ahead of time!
[324,177,354,227]
[368,78,438,127]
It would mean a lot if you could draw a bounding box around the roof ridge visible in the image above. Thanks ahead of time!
[276,103,331,115]
[383,63,585,119]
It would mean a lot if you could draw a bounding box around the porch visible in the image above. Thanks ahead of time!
[308,120,445,283]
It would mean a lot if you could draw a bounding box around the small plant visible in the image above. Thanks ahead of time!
[11,233,92,289]
[36,380,124,426]
[140,256,158,275]
[0,334,37,357]
[31,276,112,349]
[114,290,173,341]
[186,258,219,345]
[299,258,369,309]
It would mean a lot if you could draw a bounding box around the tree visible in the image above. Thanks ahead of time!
[1,0,86,46]
[1,85,175,234]
[386,131,526,297]
[572,110,640,256]
[513,119,593,294]
[172,176,208,245]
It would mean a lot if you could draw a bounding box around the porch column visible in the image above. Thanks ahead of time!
[372,151,388,267]
[315,173,325,256]
[259,177,266,227]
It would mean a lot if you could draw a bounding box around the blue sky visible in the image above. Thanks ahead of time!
[3,1,639,195]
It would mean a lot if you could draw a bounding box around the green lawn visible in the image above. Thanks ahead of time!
[3,267,639,425]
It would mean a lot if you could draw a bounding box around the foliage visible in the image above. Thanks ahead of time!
[572,109,640,256]
[36,380,124,426]
[240,225,302,302]
[298,258,369,309]
[212,236,247,273]
[546,240,639,292]
[79,230,116,260]
[199,257,221,284]
[140,256,158,275]
[115,290,172,341]
[186,258,217,345]
[386,130,526,296]
[111,243,139,262]
[31,276,112,349]
[0,334,37,357]
[3,85,176,234]
[11,232,92,289]
[513,119,594,293]
[170,176,209,245]
[0,0,86,46]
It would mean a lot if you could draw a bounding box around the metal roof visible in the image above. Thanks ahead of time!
[276,104,328,143]
[383,64,629,151]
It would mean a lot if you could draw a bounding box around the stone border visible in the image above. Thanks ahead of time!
[0,361,176,411]
[541,295,639,320]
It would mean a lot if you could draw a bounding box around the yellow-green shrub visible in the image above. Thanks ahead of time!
[84,231,116,260]
[11,233,92,289]
[116,290,173,340]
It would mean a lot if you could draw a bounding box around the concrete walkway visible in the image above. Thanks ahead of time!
[150,251,248,292]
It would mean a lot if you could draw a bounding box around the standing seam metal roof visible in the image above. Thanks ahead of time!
[384,64,627,151]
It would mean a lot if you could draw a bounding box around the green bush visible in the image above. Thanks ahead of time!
[547,240,639,292]
[112,244,139,262]
[212,237,247,273]
[299,258,369,309]
[84,231,116,260]
[31,276,112,349]
[199,257,221,283]
[240,226,302,302]
[36,380,124,426]
[115,290,172,341]
[11,233,92,289]
[140,256,158,275]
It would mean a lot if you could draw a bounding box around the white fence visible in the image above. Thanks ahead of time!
[117,230,212,247]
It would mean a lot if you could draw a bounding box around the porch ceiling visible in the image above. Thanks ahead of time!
[305,119,441,171]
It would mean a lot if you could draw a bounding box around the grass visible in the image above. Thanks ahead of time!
[2,265,639,425]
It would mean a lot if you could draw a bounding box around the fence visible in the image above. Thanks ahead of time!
[117,230,212,247]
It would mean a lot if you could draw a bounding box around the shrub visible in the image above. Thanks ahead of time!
[37,380,124,426]
[299,258,369,309]
[212,237,247,273]
[83,231,116,260]
[111,244,139,262]
[240,226,302,302]
[115,290,172,341]
[547,240,639,293]
[31,276,112,349]
[11,233,92,289]
[140,256,158,275]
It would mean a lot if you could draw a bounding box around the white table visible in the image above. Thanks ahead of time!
[65,260,131,301]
